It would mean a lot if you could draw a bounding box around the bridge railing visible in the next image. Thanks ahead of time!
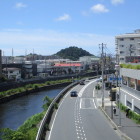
[36,81,79,140]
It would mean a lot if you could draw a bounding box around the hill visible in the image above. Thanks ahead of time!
[55,46,93,60]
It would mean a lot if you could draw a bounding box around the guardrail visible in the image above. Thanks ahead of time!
[36,81,79,140]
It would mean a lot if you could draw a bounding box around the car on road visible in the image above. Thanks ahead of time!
[79,81,85,85]
[96,76,102,82]
[70,91,78,97]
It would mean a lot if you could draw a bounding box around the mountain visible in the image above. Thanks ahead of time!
[55,46,93,61]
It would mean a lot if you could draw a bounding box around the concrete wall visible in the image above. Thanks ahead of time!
[121,68,140,80]
[120,85,140,114]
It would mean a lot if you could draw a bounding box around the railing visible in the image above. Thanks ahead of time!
[36,81,79,140]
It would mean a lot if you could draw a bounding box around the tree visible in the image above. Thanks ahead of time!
[56,46,93,60]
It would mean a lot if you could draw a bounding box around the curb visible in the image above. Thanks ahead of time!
[99,106,133,140]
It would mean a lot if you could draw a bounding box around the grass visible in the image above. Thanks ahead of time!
[120,64,140,70]
[0,79,72,99]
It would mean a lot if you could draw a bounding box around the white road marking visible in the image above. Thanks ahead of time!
[93,87,95,98]
[78,80,97,97]
[93,99,97,109]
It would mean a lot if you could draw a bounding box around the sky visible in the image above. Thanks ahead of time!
[0,0,139,56]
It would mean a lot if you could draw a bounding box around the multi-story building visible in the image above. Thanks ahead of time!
[115,30,140,114]
[120,65,140,114]
[115,29,140,63]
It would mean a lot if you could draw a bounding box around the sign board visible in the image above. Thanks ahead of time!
[109,77,122,81]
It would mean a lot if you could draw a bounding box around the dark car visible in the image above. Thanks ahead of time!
[70,91,78,97]
[79,81,85,85]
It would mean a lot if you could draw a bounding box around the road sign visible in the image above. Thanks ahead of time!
[109,77,122,81]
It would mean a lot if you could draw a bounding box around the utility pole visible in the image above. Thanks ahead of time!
[99,43,106,108]
[116,46,121,126]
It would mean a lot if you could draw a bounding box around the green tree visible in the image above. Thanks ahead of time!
[56,46,93,60]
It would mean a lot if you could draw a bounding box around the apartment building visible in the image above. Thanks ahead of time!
[115,29,140,63]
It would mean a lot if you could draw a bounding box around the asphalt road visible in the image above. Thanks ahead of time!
[47,79,122,140]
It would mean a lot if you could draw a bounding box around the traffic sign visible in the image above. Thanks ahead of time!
[109,77,122,81]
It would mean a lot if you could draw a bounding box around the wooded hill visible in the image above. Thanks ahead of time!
[55,46,93,61]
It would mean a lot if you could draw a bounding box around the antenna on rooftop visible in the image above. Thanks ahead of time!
[12,48,14,63]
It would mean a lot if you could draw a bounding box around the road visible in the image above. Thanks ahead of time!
[47,79,122,140]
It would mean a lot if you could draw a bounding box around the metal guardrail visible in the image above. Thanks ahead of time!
[36,81,79,140]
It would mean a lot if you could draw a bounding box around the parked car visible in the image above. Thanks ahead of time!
[70,91,78,97]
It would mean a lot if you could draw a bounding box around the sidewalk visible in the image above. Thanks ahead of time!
[100,89,140,140]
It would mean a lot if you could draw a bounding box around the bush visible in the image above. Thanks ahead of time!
[54,103,58,109]
[0,112,45,140]
[118,103,140,124]
[25,84,33,89]
[32,84,39,89]
[95,84,100,90]
[120,64,140,70]
[45,81,50,85]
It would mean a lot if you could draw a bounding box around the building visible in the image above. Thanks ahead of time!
[79,56,100,65]
[2,68,21,81]
[2,63,37,79]
[115,29,140,63]
[120,65,140,114]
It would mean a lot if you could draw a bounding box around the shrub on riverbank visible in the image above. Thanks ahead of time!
[0,96,51,140]
[0,79,72,99]
[0,112,44,140]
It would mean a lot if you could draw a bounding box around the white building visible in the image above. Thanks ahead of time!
[120,65,140,114]
[79,56,100,65]
[2,68,21,81]
[116,29,140,63]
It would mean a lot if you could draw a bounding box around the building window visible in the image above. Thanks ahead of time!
[120,51,124,54]
[122,76,127,85]
[130,38,134,41]
[120,58,124,60]
[10,71,13,73]
[129,78,135,89]
[134,106,140,114]
[126,100,132,108]
[120,45,124,47]
[120,38,124,41]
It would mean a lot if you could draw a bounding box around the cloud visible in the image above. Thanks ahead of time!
[15,2,27,9]
[56,14,71,21]
[111,0,124,5]
[0,29,114,55]
[91,4,109,13]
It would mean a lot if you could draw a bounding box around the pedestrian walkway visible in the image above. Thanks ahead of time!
[102,90,140,140]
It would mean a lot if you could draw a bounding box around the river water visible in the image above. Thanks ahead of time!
[0,87,64,130]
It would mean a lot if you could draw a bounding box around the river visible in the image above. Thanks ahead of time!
[0,87,64,130]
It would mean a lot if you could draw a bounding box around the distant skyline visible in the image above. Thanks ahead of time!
[0,0,139,56]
